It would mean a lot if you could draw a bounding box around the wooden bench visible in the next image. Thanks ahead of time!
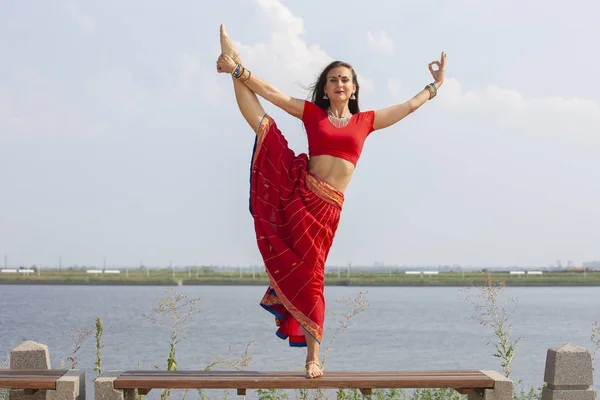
[0,369,86,400]
[96,369,512,399]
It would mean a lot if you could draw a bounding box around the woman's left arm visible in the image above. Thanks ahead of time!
[373,52,446,131]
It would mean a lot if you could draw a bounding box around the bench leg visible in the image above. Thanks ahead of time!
[10,388,46,400]
[94,372,135,400]
[46,370,86,400]
[467,371,513,400]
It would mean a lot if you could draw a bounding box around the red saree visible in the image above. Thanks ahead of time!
[249,114,344,347]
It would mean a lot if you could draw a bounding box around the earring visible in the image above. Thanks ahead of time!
[323,93,328,100]
[350,93,356,100]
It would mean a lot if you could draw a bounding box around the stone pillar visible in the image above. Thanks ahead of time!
[467,370,513,400]
[10,341,51,400]
[9,341,86,400]
[542,344,595,400]
[94,372,135,400]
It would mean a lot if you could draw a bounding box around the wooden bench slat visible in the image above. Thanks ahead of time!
[113,371,495,390]
[0,378,60,390]
[114,379,493,390]
[0,369,69,390]
[117,370,488,378]
[0,370,67,377]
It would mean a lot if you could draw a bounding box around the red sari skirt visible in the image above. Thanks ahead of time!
[249,114,344,347]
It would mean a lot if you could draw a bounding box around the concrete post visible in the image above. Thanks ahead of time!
[9,341,86,400]
[467,370,514,400]
[94,372,135,400]
[10,341,51,400]
[542,344,595,400]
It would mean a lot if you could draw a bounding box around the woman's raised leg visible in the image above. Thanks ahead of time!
[219,24,265,134]
[219,24,323,380]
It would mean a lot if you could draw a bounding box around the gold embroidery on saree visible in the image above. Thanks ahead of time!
[306,174,344,208]
[266,271,322,342]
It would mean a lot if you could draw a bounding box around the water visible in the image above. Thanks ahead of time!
[1,285,598,398]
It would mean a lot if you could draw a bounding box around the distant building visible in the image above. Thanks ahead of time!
[582,260,600,269]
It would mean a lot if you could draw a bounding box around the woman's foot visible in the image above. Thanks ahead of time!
[219,24,241,66]
[305,360,323,379]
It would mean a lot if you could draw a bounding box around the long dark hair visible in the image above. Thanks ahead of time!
[309,61,361,114]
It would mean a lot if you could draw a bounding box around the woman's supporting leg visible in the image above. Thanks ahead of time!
[304,329,323,378]
[220,24,265,134]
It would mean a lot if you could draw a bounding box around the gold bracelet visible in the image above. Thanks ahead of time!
[238,68,251,83]
[425,83,437,99]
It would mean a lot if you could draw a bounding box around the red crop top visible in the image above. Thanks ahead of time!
[301,100,375,166]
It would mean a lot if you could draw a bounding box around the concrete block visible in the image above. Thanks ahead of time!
[46,375,79,400]
[10,341,51,400]
[541,387,595,400]
[10,341,51,369]
[94,373,135,400]
[9,390,46,400]
[544,344,593,387]
[467,370,513,400]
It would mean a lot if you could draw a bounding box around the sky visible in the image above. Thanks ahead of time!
[1,0,599,269]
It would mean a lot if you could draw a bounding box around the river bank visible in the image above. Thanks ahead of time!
[1,271,599,286]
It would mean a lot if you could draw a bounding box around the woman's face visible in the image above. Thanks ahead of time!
[324,66,355,104]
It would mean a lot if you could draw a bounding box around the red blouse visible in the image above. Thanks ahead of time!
[301,101,375,166]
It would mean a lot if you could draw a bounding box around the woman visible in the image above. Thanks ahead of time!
[216,24,446,378]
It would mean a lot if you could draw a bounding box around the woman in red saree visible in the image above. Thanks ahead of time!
[216,24,446,378]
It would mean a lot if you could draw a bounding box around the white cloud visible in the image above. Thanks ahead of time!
[68,5,95,33]
[256,0,305,36]
[196,0,376,102]
[174,54,226,105]
[367,31,395,55]
[440,78,600,116]
[385,76,600,128]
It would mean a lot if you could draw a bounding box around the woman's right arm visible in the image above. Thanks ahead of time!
[216,54,305,119]
[242,73,305,120]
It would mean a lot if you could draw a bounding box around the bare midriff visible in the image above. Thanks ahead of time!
[307,155,355,194]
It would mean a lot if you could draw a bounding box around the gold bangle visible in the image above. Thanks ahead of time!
[425,84,436,99]
[238,68,251,83]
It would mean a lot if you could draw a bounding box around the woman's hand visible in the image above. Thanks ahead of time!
[428,51,447,86]
[216,53,237,74]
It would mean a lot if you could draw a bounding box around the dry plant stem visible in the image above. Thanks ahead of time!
[460,275,521,378]
[143,288,201,400]
[592,321,600,368]
[67,324,95,369]
[143,288,201,370]
[197,342,253,400]
[203,342,253,371]
[321,292,369,370]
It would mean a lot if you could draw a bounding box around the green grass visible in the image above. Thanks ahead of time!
[1,269,599,286]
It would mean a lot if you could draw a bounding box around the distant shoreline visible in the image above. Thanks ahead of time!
[2,279,600,287]
[2,270,599,287]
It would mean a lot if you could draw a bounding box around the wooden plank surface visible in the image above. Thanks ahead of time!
[114,370,495,390]
[0,369,67,390]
